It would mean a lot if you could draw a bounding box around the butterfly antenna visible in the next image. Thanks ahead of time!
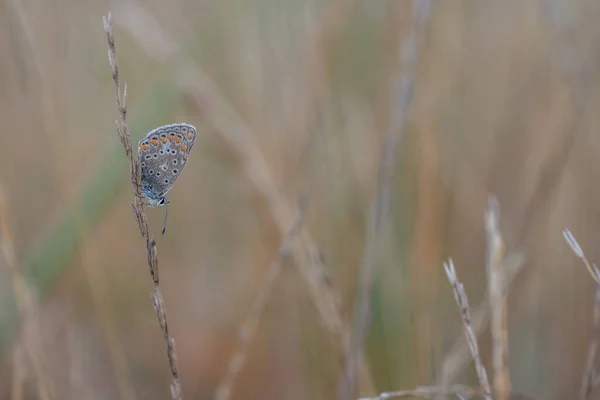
[162,200,169,235]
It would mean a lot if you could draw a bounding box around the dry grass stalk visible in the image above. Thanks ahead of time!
[563,229,600,283]
[103,13,183,400]
[437,251,525,390]
[580,283,600,400]
[562,229,600,399]
[214,192,308,400]
[444,259,493,400]
[358,384,481,399]
[338,1,436,399]
[0,189,53,400]
[114,1,376,393]
[485,197,510,400]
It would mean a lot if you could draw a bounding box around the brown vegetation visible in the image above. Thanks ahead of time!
[1,0,600,399]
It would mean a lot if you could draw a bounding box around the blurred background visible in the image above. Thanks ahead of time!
[1,0,600,398]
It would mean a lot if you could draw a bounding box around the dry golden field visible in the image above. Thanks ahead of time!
[1,0,600,399]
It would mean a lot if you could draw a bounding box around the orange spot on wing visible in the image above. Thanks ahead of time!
[181,145,187,151]
[151,139,158,146]
[169,134,175,141]
[160,137,167,143]
[175,137,182,143]
[140,144,149,151]
[187,133,193,139]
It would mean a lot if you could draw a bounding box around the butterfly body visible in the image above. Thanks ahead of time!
[138,123,197,207]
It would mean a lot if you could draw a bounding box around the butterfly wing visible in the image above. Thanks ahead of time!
[178,123,197,152]
[138,123,196,203]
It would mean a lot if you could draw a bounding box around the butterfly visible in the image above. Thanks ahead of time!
[137,123,197,234]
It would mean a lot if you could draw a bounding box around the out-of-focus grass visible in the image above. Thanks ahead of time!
[2,0,600,399]
[0,83,181,356]
[24,84,182,291]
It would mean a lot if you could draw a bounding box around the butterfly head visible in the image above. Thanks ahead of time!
[143,195,167,208]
